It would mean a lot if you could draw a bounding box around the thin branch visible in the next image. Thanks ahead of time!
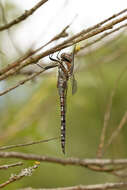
[0,137,59,150]
[105,111,127,151]
[112,170,127,178]
[1,152,127,167]
[15,70,38,76]
[0,162,23,170]
[19,182,127,190]
[0,162,40,188]
[0,9,127,81]
[97,90,116,158]
[14,23,127,79]
[97,64,127,158]
[0,0,48,31]
[0,24,70,77]
[12,14,127,67]
[70,14,127,47]
[0,62,30,81]
[0,63,57,96]
[86,165,125,173]
[60,8,127,49]
[80,23,127,51]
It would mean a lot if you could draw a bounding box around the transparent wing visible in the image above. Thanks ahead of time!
[70,45,76,75]
[71,75,77,95]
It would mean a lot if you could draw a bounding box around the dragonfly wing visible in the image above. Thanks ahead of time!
[71,75,77,95]
[70,45,76,75]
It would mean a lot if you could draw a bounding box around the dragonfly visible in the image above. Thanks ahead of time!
[49,46,77,154]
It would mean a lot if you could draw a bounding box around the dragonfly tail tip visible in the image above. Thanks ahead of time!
[62,147,65,154]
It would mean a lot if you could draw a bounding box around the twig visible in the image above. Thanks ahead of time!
[0,162,23,170]
[112,170,127,178]
[97,64,127,158]
[0,0,48,31]
[80,23,127,51]
[0,162,40,188]
[97,90,116,158]
[0,63,57,96]
[0,24,70,77]
[61,8,127,48]
[19,182,127,190]
[16,70,38,76]
[0,9,127,81]
[71,14,127,47]
[1,152,127,167]
[105,111,127,151]
[13,14,127,68]
[0,137,59,150]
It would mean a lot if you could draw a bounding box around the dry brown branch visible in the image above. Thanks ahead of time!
[1,151,127,167]
[97,64,127,158]
[19,182,127,190]
[0,63,28,81]
[0,0,48,31]
[105,111,127,151]
[8,22,126,77]
[61,8,127,48]
[71,14,127,46]
[80,23,127,51]
[0,63,57,96]
[17,14,127,62]
[0,137,59,150]
[0,162,23,170]
[97,90,116,158]
[0,24,70,78]
[0,9,127,82]
[86,165,125,173]
[0,162,40,188]
[112,170,127,178]
[16,70,38,76]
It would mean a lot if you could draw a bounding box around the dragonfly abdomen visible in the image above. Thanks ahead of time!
[60,90,66,154]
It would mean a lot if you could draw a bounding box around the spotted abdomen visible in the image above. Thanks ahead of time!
[60,90,66,154]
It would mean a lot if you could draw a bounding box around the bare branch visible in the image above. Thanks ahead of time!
[13,14,127,67]
[0,162,23,170]
[1,152,127,167]
[61,8,127,48]
[97,90,116,158]
[105,111,127,150]
[0,137,59,150]
[97,64,127,158]
[0,63,57,96]
[0,162,40,188]
[80,23,127,51]
[0,0,48,31]
[1,9,127,81]
[19,182,127,190]
[0,24,70,79]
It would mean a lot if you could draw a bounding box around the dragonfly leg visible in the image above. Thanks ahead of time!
[36,63,44,69]
[56,50,61,60]
[49,53,60,63]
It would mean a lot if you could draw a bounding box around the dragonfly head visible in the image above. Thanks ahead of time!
[60,53,72,63]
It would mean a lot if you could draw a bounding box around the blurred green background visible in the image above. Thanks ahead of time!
[1,1,127,190]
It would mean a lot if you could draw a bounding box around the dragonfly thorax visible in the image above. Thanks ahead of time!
[60,53,72,63]
[60,53,73,77]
